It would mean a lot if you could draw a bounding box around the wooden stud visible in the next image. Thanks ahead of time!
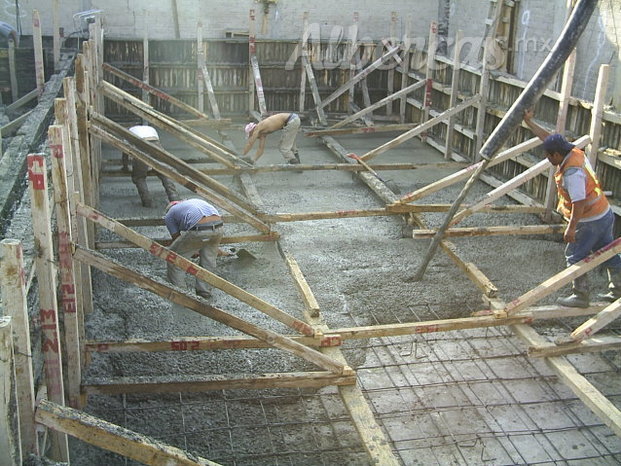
[412,224,566,239]
[142,12,150,107]
[445,30,463,159]
[298,12,309,114]
[8,38,18,101]
[277,244,321,317]
[196,22,205,113]
[512,323,621,438]
[331,81,425,129]
[568,298,621,343]
[0,316,20,464]
[201,66,221,120]
[399,15,412,123]
[529,335,621,358]
[102,64,225,124]
[27,154,69,462]
[587,64,609,166]
[321,45,401,109]
[0,240,39,457]
[32,10,45,96]
[35,400,217,466]
[73,245,349,375]
[421,21,438,141]
[52,0,60,71]
[386,12,398,116]
[347,12,359,114]
[49,126,83,409]
[504,238,621,315]
[248,9,258,115]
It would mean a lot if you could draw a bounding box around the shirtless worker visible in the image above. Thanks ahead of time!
[242,112,301,165]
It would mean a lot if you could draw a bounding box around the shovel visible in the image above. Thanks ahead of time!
[347,153,401,193]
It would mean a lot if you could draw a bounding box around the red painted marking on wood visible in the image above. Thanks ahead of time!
[583,237,621,263]
[431,22,438,34]
[361,127,377,133]
[415,324,440,334]
[321,335,342,347]
[424,78,433,107]
[27,155,45,189]
[186,265,198,276]
[97,343,109,351]
[171,340,200,351]
[50,143,63,158]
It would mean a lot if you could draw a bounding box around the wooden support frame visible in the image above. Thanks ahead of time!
[567,298,621,343]
[529,335,621,358]
[73,245,349,375]
[412,224,565,239]
[445,30,463,159]
[32,10,45,96]
[76,203,313,338]
[421,21,438,142]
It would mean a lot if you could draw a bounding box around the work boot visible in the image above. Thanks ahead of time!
[597,268,621,302]
[287,158,300,165]
[557,274,590,308]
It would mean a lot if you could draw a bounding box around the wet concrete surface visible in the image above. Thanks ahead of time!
[61,124,621,464]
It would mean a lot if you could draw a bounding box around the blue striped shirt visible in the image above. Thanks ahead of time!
[164,199,220,235]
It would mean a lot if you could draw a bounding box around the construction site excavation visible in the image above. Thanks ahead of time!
[1,0,621,464]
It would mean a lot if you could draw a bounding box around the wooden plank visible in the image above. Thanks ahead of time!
[52,0,60,70]
[399,15,412,123]
[412,224,565,239]
[49,126,82,409]
[201,65,221,119]
[77,204,311,337]
[32,10,45,96]
[96,233,278,250]
[359,80,374,125]
[386,11,397,116]
[0,240,38,458]
[35,400,217,465]
[250,55,268,117]
[6,89,37,113]
[8,38,18,101]
[171,0,180,38]
[0,110,33,135]
[569,298,621,343]
[360,95,481,161]
[347,12,359,113]
[504,238,621,315]
[27,155,69,461]
[102,64,223,123]
[529,335,621,358]
[278,244,321,317]
[196,22,204,113]
[0,316,19,464]
[85,334,342,353]
[301,54,328,126]
[83,371,355,395]
[445,30,463,159]
[331,81,425,129]
[100,81,239,166]
[142,14,150,106]
[587,64,609,166]
[512,324,621,438]
[451,157,551,225]
[248,9,257,114]
[73,245,349,375]
[298,12,309,113]
[320,45,401,109]
[421,21,438,142]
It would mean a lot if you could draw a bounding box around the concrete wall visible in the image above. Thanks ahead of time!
[1,0,618,106]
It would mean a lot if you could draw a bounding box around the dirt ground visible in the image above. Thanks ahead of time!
[30,122,620,464]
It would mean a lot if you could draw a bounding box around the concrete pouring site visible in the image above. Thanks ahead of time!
[0,1,621,465]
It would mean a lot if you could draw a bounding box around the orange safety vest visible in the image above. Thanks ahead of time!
[554,148,609,220]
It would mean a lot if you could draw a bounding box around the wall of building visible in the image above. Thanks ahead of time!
[1,0,619,107]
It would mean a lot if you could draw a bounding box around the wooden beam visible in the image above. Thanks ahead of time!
[360,95,481,161]
[0,316,20,464]
[278,244,321,317]
[27,155,69,462]
[321,45,401,109]
[83,371,356,395]
[49,126,82,409]
[301,54,328,125]
[85,334,342,353]
[0,240,39,457]
[331,81,425,129]
[8,39,18,101]
[95,233,278,250]
[568,299,621,343]
[529,334,621,358]
[421,21,438,142]
[587,64,609,166]
[412,224,565,239]
[512,323,621,438]
[445,30,463,159]
[35,400,217,465]
[504,238,621,316]
[73,245,350,375]
[32,10,45,96]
